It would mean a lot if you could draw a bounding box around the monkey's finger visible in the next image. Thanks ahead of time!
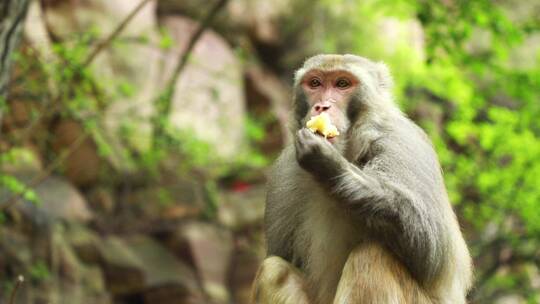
[295,129,311,147]
[294,130,306,148]
[299,128,321,144]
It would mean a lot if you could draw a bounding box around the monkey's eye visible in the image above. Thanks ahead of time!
[336,78,351,89]
[309,78,322,88]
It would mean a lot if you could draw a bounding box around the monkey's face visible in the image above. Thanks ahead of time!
[298,69,358,143]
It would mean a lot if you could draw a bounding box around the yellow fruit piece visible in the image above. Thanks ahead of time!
[306,112,340,138]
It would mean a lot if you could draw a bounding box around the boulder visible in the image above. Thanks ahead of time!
[158,0,295,45]
[87,187,115,214]
[218,185,266,230]
[0,228,32,277]
[39,0,161,170]
[23,0,54,60]
[164,221,234,303]
[2,100,31,130]
[64,223,102,264]
[42,0,158,40]
[159,16,247,159]
[51,119,102,187]
[1,224,111,304]
[49,224,112,304]
[38,2,247,169]
[229,234,264,304]
[121,176,205,223]
[10,175,93,226]
[244,65,289,152]
[97,235,205,303]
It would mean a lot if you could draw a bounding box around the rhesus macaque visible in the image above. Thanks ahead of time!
[251,54,473,304]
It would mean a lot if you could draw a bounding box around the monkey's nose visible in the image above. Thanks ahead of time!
[314,104,331,113]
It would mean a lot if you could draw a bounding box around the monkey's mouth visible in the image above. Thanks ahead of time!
[312,131,338,143]
[327,136,337,144]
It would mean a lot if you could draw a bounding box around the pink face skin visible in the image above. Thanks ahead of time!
[301,70,359,142]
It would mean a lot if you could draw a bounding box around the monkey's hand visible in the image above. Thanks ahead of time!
[295,128,347,181]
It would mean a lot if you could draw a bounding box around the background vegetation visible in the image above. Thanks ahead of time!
[1,0,539,303]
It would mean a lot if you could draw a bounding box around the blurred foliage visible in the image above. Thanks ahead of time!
[28,261,51,283]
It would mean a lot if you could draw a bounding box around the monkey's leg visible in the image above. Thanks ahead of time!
[251,256,310,304]
[333,243,433,304]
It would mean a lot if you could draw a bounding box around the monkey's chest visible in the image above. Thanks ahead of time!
[294,187,359,302]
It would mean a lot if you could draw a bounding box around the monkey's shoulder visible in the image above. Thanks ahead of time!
[375,117,441,165]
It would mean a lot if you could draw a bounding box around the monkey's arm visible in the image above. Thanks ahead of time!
[295,128,448,285]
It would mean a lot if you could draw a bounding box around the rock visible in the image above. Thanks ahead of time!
[122,177,204,222]
[97,236,145,295]
[159,16,247,159]
[164,221,234,303]
[142,284,204,304]
[40,0,162,170]
[52,224,82,282]
[97,235,204,303]
[228,0,293,45]
[52,119,102,187]
[0,145,43,175]
[64,224,102,264]
[23,0,54,60]
[158,0,294,45]
[28,269,112,304]
[3,223,112,304]
[2,100,31,130]
[42,0,158,39]
[158,0,313,76]
[10,175,93,226]
[87,187,115,214]
[35,176,93,223]
[244,65,289,152]
[229,234,265,304]
[159,227,195,270]
[66,266,113,304]
[218,185,266,230]
[0,229,32,276]
[40,2,247,169]
[49,224,112,304]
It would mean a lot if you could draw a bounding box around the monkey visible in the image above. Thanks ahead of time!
[250,54,473,304]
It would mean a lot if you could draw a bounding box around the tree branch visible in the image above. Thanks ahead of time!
[82,0,152,67]
[167,0,230,93]
[8,275,24,304]
[0,0,30,130]
[152,0,230,144]
[0,133,89,210]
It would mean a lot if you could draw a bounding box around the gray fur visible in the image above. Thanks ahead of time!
[265,54,472,303]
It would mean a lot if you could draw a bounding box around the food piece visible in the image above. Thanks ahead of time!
[306,112,340,138]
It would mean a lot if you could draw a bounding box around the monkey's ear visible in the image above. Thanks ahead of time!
[373,62,394,91]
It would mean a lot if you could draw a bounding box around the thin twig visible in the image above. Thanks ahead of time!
[152,0,230,142]
[0,134,88,210]
[9,275,24,304]
[83,0,152,67]
[167,0,229,93]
